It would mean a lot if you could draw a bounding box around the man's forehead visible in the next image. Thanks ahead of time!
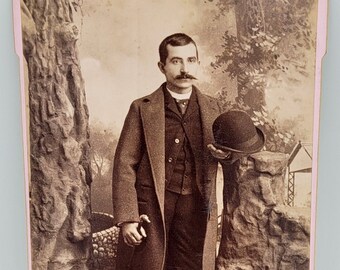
[166,43,197,58]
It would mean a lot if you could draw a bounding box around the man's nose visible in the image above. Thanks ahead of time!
[180,62,188,73]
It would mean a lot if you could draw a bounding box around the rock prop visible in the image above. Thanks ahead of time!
[22,1,92,269]
[217,151,310,270]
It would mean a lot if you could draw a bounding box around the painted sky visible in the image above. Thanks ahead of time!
[78,0,317,142]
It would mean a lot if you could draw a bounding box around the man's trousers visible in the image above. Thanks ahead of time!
[164,190,208,270]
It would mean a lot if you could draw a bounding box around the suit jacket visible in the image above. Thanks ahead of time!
[112,84,221,270]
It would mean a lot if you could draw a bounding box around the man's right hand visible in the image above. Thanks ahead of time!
[121,215,151,247]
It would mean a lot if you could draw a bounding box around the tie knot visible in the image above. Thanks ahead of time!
[176,99,189,105]
[175,99,189,115]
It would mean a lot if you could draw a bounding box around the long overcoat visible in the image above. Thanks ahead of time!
[112,85,221,270]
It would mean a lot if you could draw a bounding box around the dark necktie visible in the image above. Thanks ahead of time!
[175,99,189,115]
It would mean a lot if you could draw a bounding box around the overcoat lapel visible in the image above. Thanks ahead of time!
[196,89,220,270]
[196,90,218,151]
[196,89,220,186]
[140,87,166,218]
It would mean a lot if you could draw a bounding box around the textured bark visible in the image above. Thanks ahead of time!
[217,151,310,270]
[21,0,92,269]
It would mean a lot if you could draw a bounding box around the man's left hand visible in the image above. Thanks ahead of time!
[207,144,231,160]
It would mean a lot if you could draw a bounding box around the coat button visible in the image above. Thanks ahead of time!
[175,138,180,144]
[168,157,173,163]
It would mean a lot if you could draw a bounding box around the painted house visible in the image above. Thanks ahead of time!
[286,141,313,207]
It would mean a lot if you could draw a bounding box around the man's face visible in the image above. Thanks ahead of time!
[158,43,199,93]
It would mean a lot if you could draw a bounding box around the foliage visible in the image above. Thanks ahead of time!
[218,98,296,153]
[210,0,315,153]
[212,29,281,110]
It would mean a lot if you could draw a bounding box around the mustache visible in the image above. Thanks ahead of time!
[175,73,198,80]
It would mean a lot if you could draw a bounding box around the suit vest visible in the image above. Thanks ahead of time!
[163,87,204,195]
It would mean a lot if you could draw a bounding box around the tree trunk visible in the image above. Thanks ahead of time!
[21,0,92,269]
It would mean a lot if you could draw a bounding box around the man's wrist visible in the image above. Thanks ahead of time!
[117,221,139,227]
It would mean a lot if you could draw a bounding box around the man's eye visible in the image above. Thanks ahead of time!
[172,59,180,64]
[188,58,197,63]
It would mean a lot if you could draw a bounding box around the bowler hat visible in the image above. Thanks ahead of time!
[212,110,265,153]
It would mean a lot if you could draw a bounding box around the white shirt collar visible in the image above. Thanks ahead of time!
[166,87,192,100]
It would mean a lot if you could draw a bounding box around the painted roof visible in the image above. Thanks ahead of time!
[288,141,313,173]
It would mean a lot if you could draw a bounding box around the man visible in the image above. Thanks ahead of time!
[112,33,223,270]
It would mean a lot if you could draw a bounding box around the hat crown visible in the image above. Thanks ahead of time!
[213,110,264,152]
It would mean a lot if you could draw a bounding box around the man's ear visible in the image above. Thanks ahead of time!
[158,61,165,74]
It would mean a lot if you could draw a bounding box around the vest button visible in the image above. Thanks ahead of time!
[168,157,173,163]
[175,138,180,144]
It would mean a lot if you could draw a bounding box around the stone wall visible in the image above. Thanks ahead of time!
[92,212,119,270]
[216,151,311,270]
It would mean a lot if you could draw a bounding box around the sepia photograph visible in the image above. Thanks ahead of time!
[19,0,322,269]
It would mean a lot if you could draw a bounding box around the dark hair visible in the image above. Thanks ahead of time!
[159,33,198,64]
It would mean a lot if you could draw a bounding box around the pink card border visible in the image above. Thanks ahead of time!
[12,1,328,269]
[310,0,328,268]
[13,0,32,268]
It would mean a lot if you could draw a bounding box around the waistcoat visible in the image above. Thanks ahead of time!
[163,87,204,195]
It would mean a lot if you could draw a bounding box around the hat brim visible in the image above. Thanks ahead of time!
[213,127,265,154]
